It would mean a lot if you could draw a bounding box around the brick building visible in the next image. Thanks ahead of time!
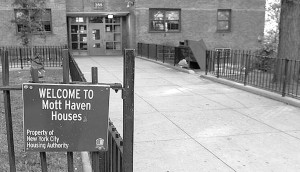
[0,0,266,56]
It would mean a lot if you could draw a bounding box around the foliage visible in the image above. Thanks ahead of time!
[11,0,47,46]
[261,0,281,55]
[252,55,276,72]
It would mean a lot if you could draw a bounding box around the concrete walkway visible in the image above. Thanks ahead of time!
[74,55,300,172]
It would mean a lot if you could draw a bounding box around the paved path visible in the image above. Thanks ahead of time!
[74,56,300,172]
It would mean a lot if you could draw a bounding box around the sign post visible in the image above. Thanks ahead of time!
[123,49,135,172]
[23,83,110,152]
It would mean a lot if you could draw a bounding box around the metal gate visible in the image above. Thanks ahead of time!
[0,48,134,172]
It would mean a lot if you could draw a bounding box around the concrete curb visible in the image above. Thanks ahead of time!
[201,74,300,108]
[137,56,195,74]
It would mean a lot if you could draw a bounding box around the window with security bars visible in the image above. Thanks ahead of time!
[149,8,181,32]
[217,9,231,32]
[15,9,52,33]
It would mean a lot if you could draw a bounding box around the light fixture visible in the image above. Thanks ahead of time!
[126,1,134,7]
[257,34,263,42]
[108,14,114,19]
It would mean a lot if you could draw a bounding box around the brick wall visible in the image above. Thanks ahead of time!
[135,0,266,50]
[0,0,67,46]
[0,0,266,50]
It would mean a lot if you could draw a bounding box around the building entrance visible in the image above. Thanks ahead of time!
[68,16,123,56]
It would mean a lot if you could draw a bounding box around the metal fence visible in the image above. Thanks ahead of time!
[206,50,300,99]
[0,50,124,172]
[0,46,65,68]
[137,43,183,66]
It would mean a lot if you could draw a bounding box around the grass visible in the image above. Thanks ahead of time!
[0,68,83,171]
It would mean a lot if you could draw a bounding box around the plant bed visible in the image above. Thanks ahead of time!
[0,69,83,171]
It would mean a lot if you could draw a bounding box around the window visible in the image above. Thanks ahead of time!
[15,9,52,33]
[76,17,84,23]
[70,17,87,50]
[149,8,180,32]
[217,9,231,32]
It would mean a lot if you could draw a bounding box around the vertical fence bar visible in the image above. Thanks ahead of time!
[173,47,176,66]
[221,50,224,76]
[278,59,284,93]
[108,127,112,172]
[187,47,191,68]
[295,61,299,97]
[155,44,158,61]
[55,47,58,67]
[282,58,289,97]
[39,152,47,172]
[19,47,23,69]
[211,50,214,74]
[162,46,165,63]
[289,60,296,96]
[1,50,16,172]
[147,44,150,59]
[123,49,135,172]
[225,50,228,75]
[229,50,233,78]
[217,51,220,78]
[112,138,117,171]
[244,52,249,86]
[141,43,143,57]
[212,51,216,74]
[62,49,74,172]
[205,50,209,75]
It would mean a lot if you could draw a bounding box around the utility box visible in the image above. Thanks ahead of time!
[176,40,207,69]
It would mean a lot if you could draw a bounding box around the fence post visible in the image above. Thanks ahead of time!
[1,50,17,172]
[63,49,70,84]
[123,49,135,172]
[205,50,209,75]
[282,58,289,97]
[19,47,23,69]
[90,67,101,172]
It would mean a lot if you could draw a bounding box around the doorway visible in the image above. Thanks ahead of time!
[88,22,105,55]
[68,16,123,56]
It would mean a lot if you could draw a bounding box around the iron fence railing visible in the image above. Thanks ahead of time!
[0,46,66,68]
[69,53,124,171]
[137,42,185,66]
[206,50,300,99]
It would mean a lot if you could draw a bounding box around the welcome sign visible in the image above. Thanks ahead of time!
[23,83,110,152]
